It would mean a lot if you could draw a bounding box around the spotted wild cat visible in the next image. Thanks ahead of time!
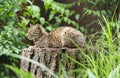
[27,24,86,48]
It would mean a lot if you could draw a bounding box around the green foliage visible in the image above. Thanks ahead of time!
[20,0,80,31]
[0,0,29,23]
[0,0,120,77]
[0,0,29,77]
[77,0,119,34]
[0,23,26,55]
[6,65,35,78]
[0,0,29,55]
[43,0,79,29]
[0,0,19,22]
[84,15,120,78]
[81,0,119,18]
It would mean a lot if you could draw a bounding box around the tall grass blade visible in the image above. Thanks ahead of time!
[109,64,120,78]
[88,69,96,78]
[6,65,35,78]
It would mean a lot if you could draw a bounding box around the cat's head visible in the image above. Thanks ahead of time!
[27,24,46,41]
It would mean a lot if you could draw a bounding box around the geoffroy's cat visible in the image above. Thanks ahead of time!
[27,24,86,48]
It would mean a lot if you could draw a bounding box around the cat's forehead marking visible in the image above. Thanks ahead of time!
[29,25,37,30]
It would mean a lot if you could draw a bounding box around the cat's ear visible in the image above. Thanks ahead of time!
[37,24,47,34]
[36,24,41,30]
[30,23,34,27]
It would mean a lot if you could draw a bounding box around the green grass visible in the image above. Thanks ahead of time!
[79,15,120,78]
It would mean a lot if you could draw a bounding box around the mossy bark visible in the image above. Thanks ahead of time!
[20,47,83,78]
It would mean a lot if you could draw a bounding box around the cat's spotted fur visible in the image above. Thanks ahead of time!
[27,24,86,48]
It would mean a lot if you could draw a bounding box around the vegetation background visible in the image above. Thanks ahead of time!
[0,0,119,78]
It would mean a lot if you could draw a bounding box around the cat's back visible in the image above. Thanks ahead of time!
[49,26,84,40]
[52,26,77,33]
[48,26,70,47]
[55,26,85,48]
[53,26,82,36]
[48,26,85,47]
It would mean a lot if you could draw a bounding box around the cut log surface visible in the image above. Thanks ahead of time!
[20,46,83,78]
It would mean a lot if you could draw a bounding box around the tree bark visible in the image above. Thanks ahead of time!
[20,46,83,78]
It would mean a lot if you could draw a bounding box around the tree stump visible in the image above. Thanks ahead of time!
[20,46,83,78]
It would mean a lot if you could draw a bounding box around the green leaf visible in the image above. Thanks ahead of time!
[39,17,45,25]
[11,46,20,53]
[44,0,53,11]
[75,14,80,21]
[20,16,29,25]
[49,11,55,21]
[27,5,40,18]
[44,2,50,11]
[56,5,61,12]
[46,26,54,31]
[65,10,70,17]
[60,8,65,15]
[26,0,33,5]
[63,17,67,22]
[55,17,61,23]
